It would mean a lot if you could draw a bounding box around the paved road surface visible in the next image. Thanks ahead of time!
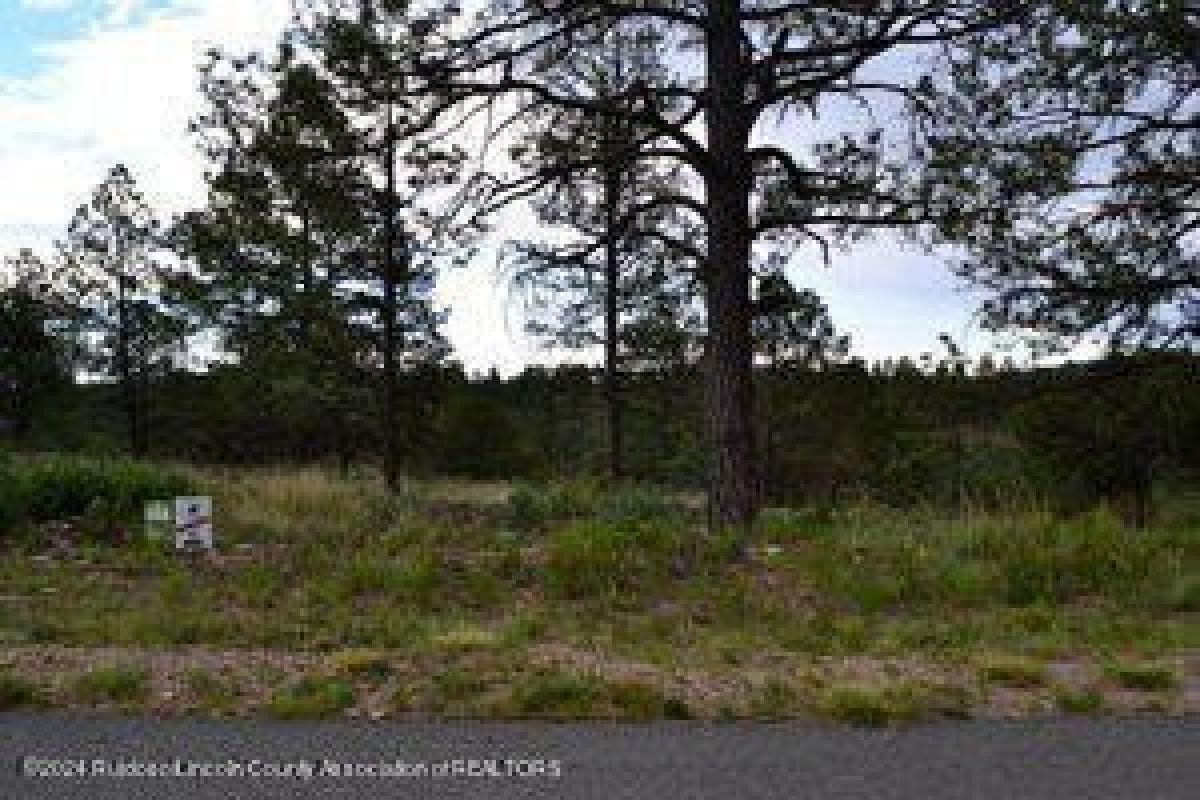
[2,712,1196,798]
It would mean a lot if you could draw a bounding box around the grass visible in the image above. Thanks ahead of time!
[71,664,150,707]
[183,668,238,715]
[1103,661,1181,692]
[0,671,41,710]
[328,649,393,681]
[816,680,972,727]
[0,462,1196,720]
[1054,686,1106,714]
[266,676,356,719]
[977,655,1049,688]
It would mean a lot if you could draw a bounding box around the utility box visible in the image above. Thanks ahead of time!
[175,496,214,551]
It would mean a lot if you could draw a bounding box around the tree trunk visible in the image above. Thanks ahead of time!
[382,98,402,492]
[704,0,758,530]
[116,269,143,457]
[604,155,623,482]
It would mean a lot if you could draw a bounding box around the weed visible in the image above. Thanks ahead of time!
[749,680,798,720]
[1104,661,1180,691]
[328,650,393,681]
[71,664,150,707]
[817,680,970,726]
[977,655,1048,688]
[266,677,356,719]
[183,668,237,714]
[0,671,41,710]
[1054,686,1106,714]
[507,670,603,718]
[543,519,683,600]
[606,679,692,720]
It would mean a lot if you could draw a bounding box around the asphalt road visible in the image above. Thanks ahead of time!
[2,712,1196,799]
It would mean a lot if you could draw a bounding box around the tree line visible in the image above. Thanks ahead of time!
[2,1,1197,536]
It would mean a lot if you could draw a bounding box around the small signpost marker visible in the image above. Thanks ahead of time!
[175,496,214,551]
[144,500,171,541]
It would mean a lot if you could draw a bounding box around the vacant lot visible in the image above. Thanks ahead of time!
[1,457,1197,723]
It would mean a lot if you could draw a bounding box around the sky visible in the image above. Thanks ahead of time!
[0,0,1008,374]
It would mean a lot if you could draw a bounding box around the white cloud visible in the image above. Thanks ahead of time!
[20,0,78,10]
[0,0,291,235]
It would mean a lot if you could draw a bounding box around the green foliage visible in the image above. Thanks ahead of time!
[1,455,192,527]
[71,664,150,707]
[1165,574,1200,612]
[328,649,393,681]
[266,676,356,719]
[800,509,1192,612]
[0,671,41,710]
[977,655,1048,688]
[815,681,972,727]
[606,679,692,721]
[1054,686,1105,714]
[507,671,603,718]
[507,480,683,532]
[1104,662,1180,692]
[543,518,684,600]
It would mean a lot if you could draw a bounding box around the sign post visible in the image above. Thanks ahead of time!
[175,496,214,551]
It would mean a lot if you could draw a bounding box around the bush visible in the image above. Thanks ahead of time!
[991,511,1164,606]
[0,671,41,710]
[508,671,603,718]
[0,455,194,543]
[1104,661,1180,692]
[817,680,971,726]
[266,677,356,719]
[543,518,684,599]
[1054,686,1105,714]
[71,664,150,707]
[977,655,1048,688]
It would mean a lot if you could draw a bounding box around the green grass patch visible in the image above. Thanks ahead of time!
[71,664,150,707]
[266,676,356,719]
[505,670,603,718]
[0,671,41,710]
[1054,686,1106,714]
[327,649,393,681]
[817,680,972,726]
[606,678,692,720]
[1104,661,1180,691]
[977,655,1049,688]
[183,668,237,715]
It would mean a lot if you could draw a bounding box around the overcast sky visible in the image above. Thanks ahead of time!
[0,0,1015,374]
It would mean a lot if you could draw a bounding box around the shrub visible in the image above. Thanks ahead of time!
[508,671,602,718]
[328,650,393,681]
[977,655,1048,688]
[506,480,603,531]
[0,671,41,710]
[20,456,193,523]
[606,679,692,720]
[266,677,356,719]
[543,519,684,599]
[1104,661,1180,692]
[71,664,150,707]
[1054,686,1105,714]
[1165,574,1200,612]
[0,455,194,544]
[818,680,972,726]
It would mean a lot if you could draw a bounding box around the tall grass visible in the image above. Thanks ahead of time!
[795,504,1196,612]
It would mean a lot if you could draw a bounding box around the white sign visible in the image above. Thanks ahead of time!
[144,501,171,540]
[175,496,214,551]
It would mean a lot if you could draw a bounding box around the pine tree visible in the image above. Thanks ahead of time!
[65,165,183,456]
